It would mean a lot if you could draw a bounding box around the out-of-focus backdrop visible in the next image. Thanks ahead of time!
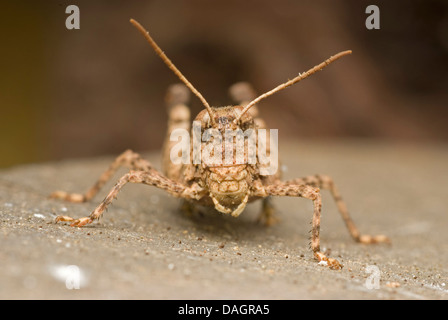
[1,0,447,168]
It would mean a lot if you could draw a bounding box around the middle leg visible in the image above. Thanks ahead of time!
[55,169,200,227]
[49,149,153,203]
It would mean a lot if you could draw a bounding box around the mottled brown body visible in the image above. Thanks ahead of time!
[50,19,389,270]
[169,104,272,217]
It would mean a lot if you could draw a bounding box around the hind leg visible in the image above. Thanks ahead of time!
[284,174,390,244]
[161,84,191,181]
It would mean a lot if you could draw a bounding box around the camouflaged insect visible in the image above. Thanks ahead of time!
[50,19,389,270]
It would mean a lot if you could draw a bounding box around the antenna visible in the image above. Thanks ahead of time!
[234,50,352,123]
[130,19,215,125]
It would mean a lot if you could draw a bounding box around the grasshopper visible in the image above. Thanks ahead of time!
[51,19,389,270]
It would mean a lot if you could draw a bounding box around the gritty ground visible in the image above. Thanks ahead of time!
[1,139,447,300]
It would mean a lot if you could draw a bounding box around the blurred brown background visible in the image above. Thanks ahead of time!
[1,0,447,168]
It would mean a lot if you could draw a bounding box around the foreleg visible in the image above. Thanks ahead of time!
[263,183,342,270]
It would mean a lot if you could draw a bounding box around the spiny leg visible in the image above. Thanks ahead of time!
[49,150,153,203]
[284,174,389,244]
[264,183,342,270]
[55,169,198,227]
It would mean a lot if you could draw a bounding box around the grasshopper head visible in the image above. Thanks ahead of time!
[193,106,255,217]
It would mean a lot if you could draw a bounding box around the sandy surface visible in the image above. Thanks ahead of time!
[1,139,447,299]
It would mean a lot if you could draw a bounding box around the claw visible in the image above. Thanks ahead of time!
[55,215,92,227]
[70,217,92,227]
[315,251,343,270]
